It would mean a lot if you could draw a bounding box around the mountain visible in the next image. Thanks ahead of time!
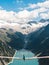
[0,28,16,65]
[25,24,49,65]
[7,31,25,50]
[40,19,46,22]
[0,19,49,65]
[40,19,49,23]
[0,19,48,34]
[0,28,26,65]
[27,21,37,25]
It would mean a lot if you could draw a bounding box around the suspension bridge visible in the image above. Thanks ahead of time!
[0,56,49,60]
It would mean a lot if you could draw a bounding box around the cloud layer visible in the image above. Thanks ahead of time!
[0,0,49,23]
[0,0,49,34]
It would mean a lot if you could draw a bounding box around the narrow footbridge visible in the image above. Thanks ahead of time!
[0,56,49,60]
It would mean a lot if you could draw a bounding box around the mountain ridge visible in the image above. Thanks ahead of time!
[0,19,49,65]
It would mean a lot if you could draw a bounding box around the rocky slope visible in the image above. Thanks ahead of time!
[26,24,49,65]
[0,28,15,65]
[0,28,25,65]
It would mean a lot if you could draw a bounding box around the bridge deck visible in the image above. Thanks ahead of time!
[0,56,49,60]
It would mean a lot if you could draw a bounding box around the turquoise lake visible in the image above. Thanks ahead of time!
[8,49,39,65]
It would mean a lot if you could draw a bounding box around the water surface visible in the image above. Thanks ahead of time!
[8,49,39,65]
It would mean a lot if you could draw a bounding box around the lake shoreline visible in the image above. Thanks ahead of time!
[8,50,17,65]
[7,49,39,65]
